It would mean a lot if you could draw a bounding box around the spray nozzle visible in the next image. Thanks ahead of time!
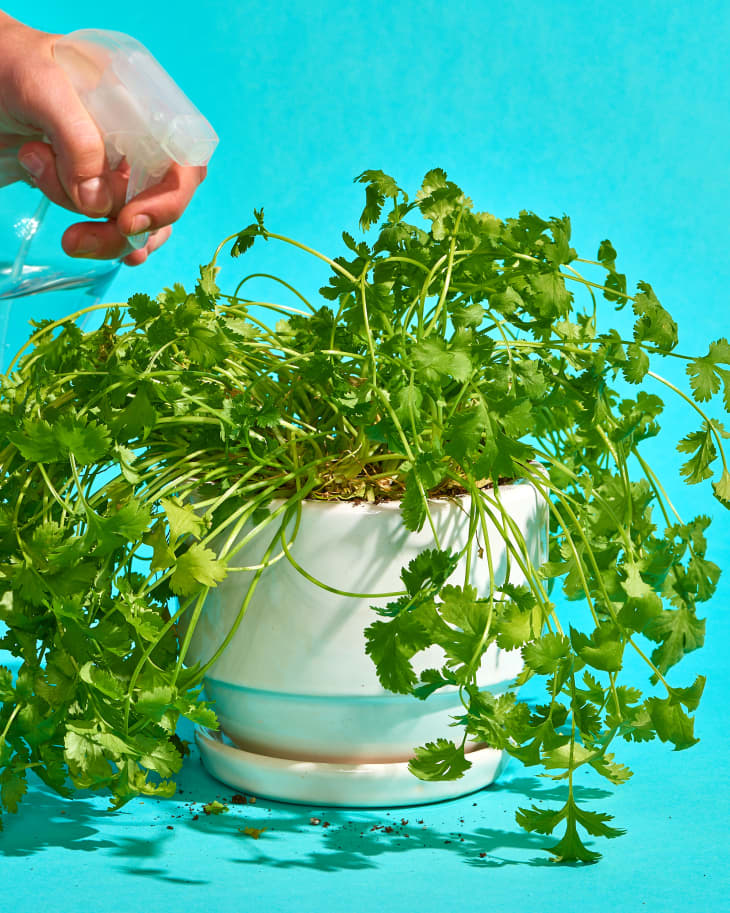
[51,29,218,249]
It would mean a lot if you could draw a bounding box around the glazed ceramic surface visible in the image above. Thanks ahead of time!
[195,727,510,807]
[185,480,547,803]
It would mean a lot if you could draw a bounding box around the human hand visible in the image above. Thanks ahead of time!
[0,12,207,266]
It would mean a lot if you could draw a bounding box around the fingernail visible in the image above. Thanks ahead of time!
[128,214,152,236]
[78,177,112,215]
[73,237,101,256]
[18,152,44,179]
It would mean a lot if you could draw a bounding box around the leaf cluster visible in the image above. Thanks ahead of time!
[0,169,726,864]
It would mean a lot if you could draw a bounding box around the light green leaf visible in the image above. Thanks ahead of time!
[411,337,472,384]
[632,281,677,351]
[687,356,720,401]
[443,403,489,463]
[528,271,572,317]
[495,591,542,650]
[589,753,633,784]
[570,623,624,672]
[136,685,176,721]
[143,521,176,572]
[161,498,207,544]
[515,803,564,836]
[644,606,705,675]
[114,444,143,483]
[677,423,716,484]
[170,544,227,596]
[9,417,110,465]
[86,500,152,556]
[400,470,426,532]
[224,317,258,340]
[667,675,705,712]
[573,804,626,839]
[400,548,459,597]
[182,323,228,367]
[542,740,595,771]
[140,740,184,778]
[522,632,571,674]
[713,469,730,506]
[408,738,471,781]
[198,263,221,298]
[623,343,649,384]
[79,662,126,700]
[645,696,699,750]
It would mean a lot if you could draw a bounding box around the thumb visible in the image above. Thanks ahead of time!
[21,60,112,216]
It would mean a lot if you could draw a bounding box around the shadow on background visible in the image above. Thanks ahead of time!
[0,747,615,876]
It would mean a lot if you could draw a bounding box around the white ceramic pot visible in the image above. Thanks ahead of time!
[186,479,547,806]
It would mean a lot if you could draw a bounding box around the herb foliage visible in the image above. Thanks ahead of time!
[0,169,727,862]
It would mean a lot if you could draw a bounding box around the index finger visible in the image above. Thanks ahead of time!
[20,60,112,216]
[115,163,207,238]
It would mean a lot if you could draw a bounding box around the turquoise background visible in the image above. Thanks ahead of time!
[1,0,729,908]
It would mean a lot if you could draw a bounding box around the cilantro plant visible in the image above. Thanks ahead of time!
[1,169,728,862]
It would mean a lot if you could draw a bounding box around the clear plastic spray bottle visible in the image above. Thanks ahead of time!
[0,29,218,369]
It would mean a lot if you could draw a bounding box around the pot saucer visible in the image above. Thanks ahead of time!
[195,726,508,807]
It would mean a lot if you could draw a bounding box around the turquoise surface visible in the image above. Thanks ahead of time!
[2,0,730,908]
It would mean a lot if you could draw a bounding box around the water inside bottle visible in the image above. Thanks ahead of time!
[0,185,120,371]
[0,265,119,371]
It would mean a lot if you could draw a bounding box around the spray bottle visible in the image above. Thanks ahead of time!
[0,29,218,368]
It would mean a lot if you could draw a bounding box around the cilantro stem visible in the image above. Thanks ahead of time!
[0,703,21,742]
[468,477,555,629]
[193,479,319,680]
[222,294,309,318]
[518,462,671,694]
[35,462,74,517]
[412,254,448,333]
[257,231,358,284]
[232,272,317,313]
[4,300,125,373]
[648,370,729,472]
[279,504,406,599]
[632,449,684,527]
[359,267,378,387]
[424,211,463,337]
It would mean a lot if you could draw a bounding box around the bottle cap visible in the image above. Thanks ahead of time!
[53,29,218,248]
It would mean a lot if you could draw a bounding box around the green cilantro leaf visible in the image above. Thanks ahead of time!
[645,695,699,750]
[161,498,207,544]
[169,544,228,596]
[677,422,717,484]
[522,632,571,674]
[354,170,404,230]
[400,470,426,532]
[364,613,433,694]
[0,769,28,814]
[399,549,459,597]
[570,623,624,672]
[408,738,472,781]
[411,337,472,384]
